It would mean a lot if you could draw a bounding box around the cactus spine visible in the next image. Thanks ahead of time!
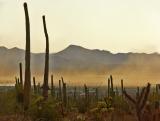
[23,2,31,110]
[42,15,49,99]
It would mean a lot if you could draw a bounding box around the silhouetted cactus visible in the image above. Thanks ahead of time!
[110,75,113,92]
[110,75,115,97]
[17,78,20,84]
[15,77,18,85]
[123,83,151,121]
[121,79,124,98]
[95,88,98,101]
[108,78,110,97]
[15,76,23,105]
[62,77,67,107]
[33,77,37,94]
[136,86,140,99]
[42,15,49,99]
[19,62,23,86]
[156,84,159,94]
[37,83,41,94]
[84,84,89,104]
[51,75,55,97]
[59,80,62,101]
[73,87,77,101]
[23,2,31,110]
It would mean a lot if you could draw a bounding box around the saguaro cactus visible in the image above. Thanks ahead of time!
[42,15,49,99]
[33,77,37,94]
[121,79,124,98]
[15,77,18,85]
[84,84,89,104]
[23,2,31,110]
[110,75,113,92]
[136,86,140,99]
[108,75,115,97]
[62,77,67,107]
[123,83,151,121]
[19,63,23,86]
[74,87,77,101]
[51,75,55,97]
[95,88,98,101]
[37,83,41,94]
[156,84,159,94]
[108,78,110,97]
[59,80,62,101]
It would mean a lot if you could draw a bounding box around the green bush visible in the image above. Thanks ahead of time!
[28,96,62,121]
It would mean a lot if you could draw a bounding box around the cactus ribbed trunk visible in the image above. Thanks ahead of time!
[23,2,31,110]
[42,15,49,99]
[19,63,23,86]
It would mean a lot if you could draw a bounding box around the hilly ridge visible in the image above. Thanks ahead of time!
[0,45,160,86]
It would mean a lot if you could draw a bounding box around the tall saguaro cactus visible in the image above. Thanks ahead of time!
[42,15,49,99]
[23,2,31,110]
[19,63,23,86]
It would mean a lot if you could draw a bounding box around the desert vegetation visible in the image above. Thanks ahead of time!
[0,2,160,121]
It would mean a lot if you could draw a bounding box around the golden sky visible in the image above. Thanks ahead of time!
[0,0,160,53]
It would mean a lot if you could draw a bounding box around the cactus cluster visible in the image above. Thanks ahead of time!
[108,75,115,98]
[123,83,151,121]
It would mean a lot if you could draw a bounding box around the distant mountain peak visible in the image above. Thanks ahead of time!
[66,44,88,50]
[0,46,8,50]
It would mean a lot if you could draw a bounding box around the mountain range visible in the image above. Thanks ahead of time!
[0,45,160,86]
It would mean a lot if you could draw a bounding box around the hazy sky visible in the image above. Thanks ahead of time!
[1,0,160,53]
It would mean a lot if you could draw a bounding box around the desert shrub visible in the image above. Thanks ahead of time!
[28,96,62,121]
[76,98,88,113]
[114,95,130,113]
[0,90,17,115]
